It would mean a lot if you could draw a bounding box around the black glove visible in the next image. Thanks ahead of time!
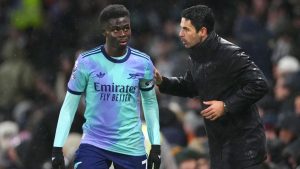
[147,145,161,169]
[52,147,65,169]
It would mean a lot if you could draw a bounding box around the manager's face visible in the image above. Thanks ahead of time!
[178,17,206,48]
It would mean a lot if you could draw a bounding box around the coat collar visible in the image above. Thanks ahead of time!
[188,31,218,61]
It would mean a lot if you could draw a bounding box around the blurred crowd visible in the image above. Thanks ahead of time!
[0,0,300,169]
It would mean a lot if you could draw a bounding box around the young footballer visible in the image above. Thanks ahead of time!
[52,4,161,169]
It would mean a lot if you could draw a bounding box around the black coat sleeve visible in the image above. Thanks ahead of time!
[224,51,269,114]
[158,70,198,98]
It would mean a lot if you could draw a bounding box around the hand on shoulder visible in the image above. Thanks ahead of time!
[154,67,163,85]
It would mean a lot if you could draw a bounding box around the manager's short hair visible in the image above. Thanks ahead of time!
[99,4,130,31]
[181,5,215,33]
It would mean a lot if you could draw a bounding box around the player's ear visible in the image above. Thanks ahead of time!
[100,24,108,36]
[101,27,109,37]
[197,27,207,37]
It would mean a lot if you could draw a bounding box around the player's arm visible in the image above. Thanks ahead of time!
[140,83,160,145]
[52,92,81,169]
[53,92,81,147]
[140,81,161,169]
[140,60,160,145]
[140,60,161,169]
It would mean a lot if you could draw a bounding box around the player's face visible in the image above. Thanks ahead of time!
[178,18,206,48]
[104,16,131,49]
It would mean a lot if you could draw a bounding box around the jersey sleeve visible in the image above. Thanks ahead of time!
[53,91,81,147]
[67,54,88,95]
[140,59,160,145]
[139,60,155,91]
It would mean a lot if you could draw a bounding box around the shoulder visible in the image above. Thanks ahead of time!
[80,46,102,59]
[217,37,246,59]
[129,47,151,61]
[218,38,241,52]
[75,46,103,69]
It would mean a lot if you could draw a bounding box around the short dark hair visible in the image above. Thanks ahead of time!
[99,4,130,31]
[181,5,215,33]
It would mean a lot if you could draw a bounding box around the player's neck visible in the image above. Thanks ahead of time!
[104,44,127,57]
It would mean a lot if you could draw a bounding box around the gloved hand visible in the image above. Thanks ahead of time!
[147,145,161,169]
[52,147,65,169]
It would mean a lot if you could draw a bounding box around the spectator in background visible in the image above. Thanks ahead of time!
[187,125,209,158]
[274,58,300,122]
[278,116,300,146]
[196,154,210,169]
[0,121,19,169]
[294,93,300,117]
[175,148,210,169]
[175,148,201,169]
[159,107,188,148]
[54,51,76,102]
[273,75,296,123]
[282,137,300,169]
[273,55,300,80]
[0,28,35,121]
[277,116,300,168]
[23,104,84,169]
[234,0,273,80]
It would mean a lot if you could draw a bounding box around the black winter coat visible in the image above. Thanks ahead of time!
[158,32,269,169]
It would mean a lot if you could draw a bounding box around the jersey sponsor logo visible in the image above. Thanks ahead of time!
[128,73,143,79]
[94,82,137,102]
[94,83,137,93]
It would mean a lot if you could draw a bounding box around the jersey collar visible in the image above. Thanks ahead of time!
[101,45,131,63]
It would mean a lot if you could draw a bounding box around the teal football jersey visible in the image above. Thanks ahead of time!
[67,45,157,155]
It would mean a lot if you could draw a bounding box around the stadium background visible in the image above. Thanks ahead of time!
[0,0,300,168]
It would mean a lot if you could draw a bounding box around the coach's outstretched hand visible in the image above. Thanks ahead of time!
[148,145,161,169]
[52,147,65,169]
[154,68,163,85]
